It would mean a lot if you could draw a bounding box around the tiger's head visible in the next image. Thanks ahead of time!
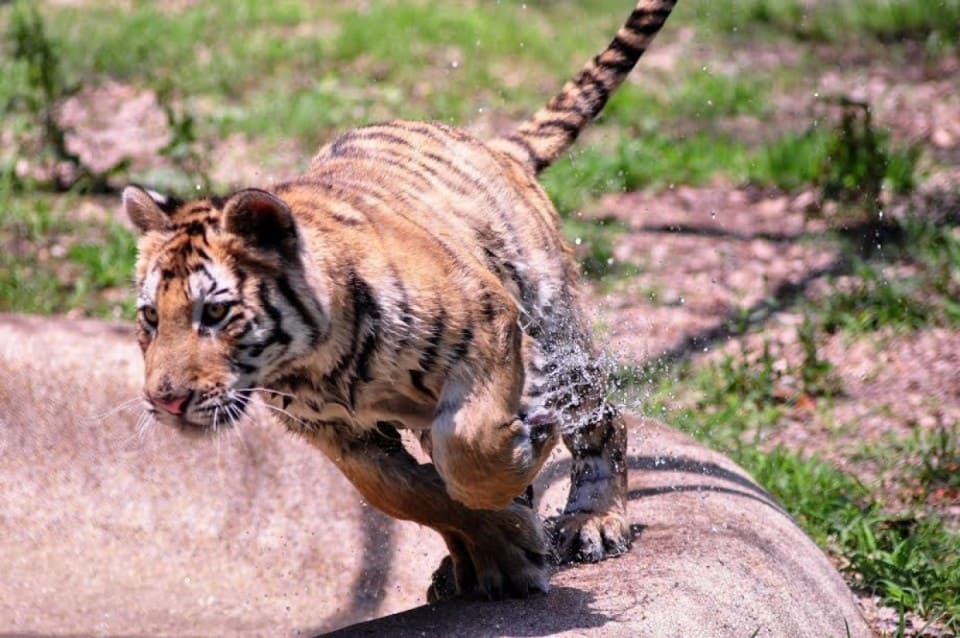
[123,185,327,434]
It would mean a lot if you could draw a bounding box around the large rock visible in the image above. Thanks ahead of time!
[0,314,870,637]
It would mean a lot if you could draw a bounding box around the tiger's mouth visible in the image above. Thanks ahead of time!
[149,393,251,436]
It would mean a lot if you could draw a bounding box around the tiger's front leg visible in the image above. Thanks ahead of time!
[427,321,559,512]
[303,423,550,600]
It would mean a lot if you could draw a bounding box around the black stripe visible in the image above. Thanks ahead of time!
[222,313,246,330]
[479,290,497,322]
[527,118,582,139]
[275,274,321,345]
[450,323,474,362]
[258,280,292,346]
[409,370,435,399]
[340,129,417,151]
[579,68,612,119]
[505,133,549,172]
[627,6,674,36]
[324,270,381,395]
[329,211,366,226]
[546,94,594,120]
[272,372,310,394]
[609,32,645,61]
[418,308,447,372]
[600,35,645,73]
[232,360,257,375]
[240,341,267,359]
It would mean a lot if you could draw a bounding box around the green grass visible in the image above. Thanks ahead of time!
[699,0,960,50]
[818,261,931,334]
[0,190,135,317]
[602,68,769,127]
[814,215,960,334]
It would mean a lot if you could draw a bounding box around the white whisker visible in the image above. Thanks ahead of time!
[86,396,144,424]
[237,387,294,397]
[249,396,310,430]
[226,403,253,453]
[132,409,156,445]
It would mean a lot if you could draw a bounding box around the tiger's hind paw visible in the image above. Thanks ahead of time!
[546,509,633,564]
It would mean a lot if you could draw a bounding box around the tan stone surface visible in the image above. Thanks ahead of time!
[0,314,869,637]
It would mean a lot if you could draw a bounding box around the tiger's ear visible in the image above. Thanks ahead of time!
[123,185,174,233]
[222,189,299,260]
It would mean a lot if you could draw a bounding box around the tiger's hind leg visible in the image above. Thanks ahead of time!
[525,332,632,564]
[549,403,631,563]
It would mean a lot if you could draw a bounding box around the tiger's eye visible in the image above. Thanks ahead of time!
[141,306,158,328]
[201,301,229,326]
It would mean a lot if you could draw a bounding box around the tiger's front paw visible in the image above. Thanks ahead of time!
[546,508,632,564]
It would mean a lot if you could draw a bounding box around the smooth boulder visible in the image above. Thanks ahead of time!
[0,314,870,637]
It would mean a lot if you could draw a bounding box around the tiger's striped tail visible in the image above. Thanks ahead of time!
[490,0,677,174]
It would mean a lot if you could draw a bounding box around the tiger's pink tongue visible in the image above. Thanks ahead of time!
[155,395,188,415]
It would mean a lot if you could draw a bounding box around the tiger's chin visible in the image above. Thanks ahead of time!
[152,409,239,439]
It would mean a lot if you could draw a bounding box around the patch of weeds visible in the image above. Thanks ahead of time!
[748,100,919,204]
[3,1,203,192]
[640,341,785,455]
[0,190,135,318]
[895,218,960,325]
[155,83,212,193]
[2,1,85,189]
[819,261,929,334]
[67,222,137,294]
[914,425,960,500]
[844,515,959,632]
[796,314,842,398]
[817,97,919,207]
[756,447,959,632]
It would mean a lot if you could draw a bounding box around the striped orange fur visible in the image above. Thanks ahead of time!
[125,0,677,600]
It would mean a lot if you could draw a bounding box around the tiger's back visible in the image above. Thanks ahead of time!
[124,0,678,601]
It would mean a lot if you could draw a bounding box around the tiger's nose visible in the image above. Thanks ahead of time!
[153,393,190,415]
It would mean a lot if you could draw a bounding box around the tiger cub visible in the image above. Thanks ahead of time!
[124,0,677,599]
